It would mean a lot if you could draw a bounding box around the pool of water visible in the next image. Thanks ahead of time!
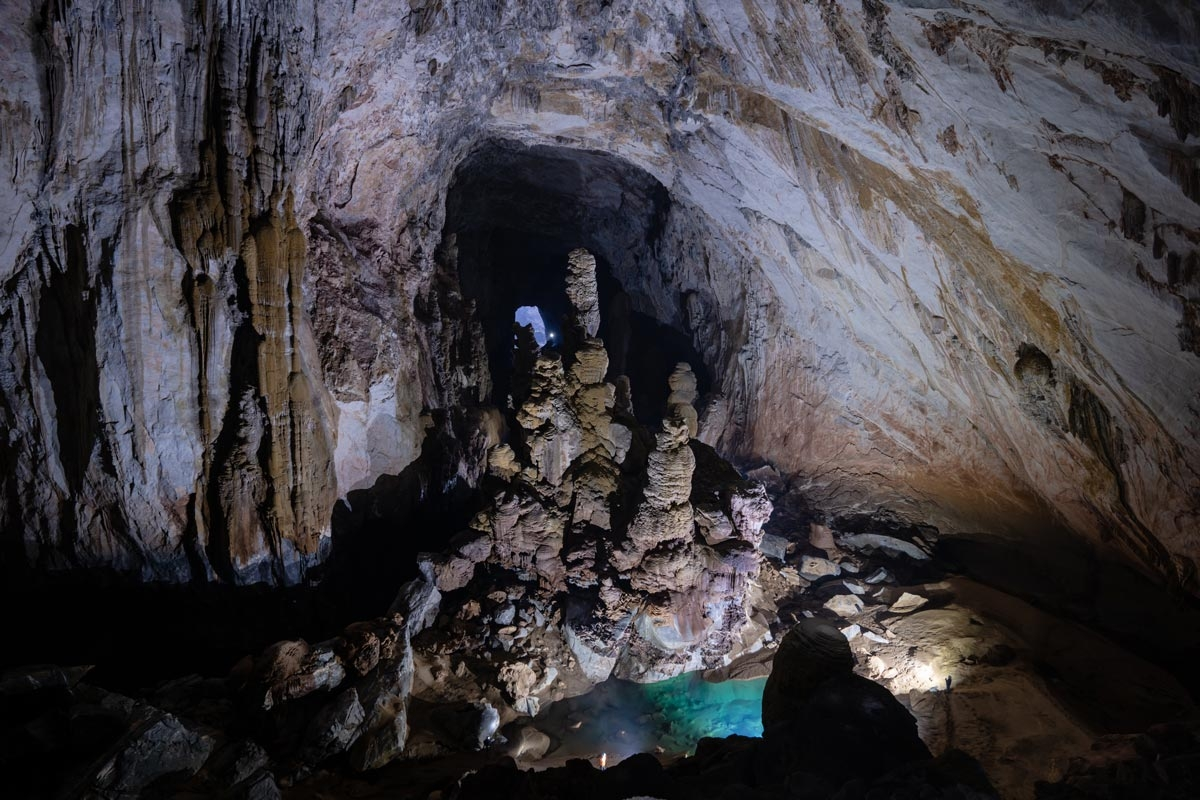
[528,672,765,766]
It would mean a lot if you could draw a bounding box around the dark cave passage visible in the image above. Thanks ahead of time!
[444,139,711,424]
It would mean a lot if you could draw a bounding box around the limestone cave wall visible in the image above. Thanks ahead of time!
[1,0,1198,591]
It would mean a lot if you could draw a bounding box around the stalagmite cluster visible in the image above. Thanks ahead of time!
[146,249,774,780]
[420,249,773,707]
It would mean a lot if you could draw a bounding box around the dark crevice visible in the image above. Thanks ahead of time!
[1119,188,1146,242]
[35,224,101,496]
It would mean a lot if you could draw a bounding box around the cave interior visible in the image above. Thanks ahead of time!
[6,136,1200,800]
[3,6,1200,795]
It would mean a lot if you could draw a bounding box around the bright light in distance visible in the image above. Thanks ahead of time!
[514,306,547,346]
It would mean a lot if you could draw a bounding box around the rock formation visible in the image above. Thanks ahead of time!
[54,250,773,780]
[4,4,1200,797]
[565,249,601,339]
[418,249,773,715]
[0,0,1196,600]
[759,619,856,732]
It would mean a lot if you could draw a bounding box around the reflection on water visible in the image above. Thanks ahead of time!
[530,672,765,767]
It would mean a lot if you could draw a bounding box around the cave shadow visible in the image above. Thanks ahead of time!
[0,411,487,693]
[937,531,1200,701]
[318,408,488,622]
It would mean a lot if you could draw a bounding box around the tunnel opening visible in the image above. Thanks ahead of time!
[442,139,711,425]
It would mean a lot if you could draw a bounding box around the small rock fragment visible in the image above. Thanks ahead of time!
[824,594,865,618]
[798,556,841,581]
[865,567,890,584]
[889,592,928,614]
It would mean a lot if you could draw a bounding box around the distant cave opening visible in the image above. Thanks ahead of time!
[442,139,711,425]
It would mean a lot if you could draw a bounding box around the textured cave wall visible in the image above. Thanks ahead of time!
[0,0,339,583]
[1,0,1197,591]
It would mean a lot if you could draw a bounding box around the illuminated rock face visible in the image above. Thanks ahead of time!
[1,1,1198,591]
[423,249,771,698]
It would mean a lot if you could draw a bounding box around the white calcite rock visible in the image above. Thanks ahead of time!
[667,362,700,437]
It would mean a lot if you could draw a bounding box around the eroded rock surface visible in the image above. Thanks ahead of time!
[1,1,1197,597]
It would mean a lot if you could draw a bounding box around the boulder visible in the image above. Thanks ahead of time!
[761,620,856,732]
[823,593,864,618]
[798,555,841,581]
[301,688,366,763]
[507,725,552,762]
[69,687,215,796]
[890,591,929,614]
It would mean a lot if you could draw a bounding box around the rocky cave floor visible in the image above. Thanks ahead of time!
[6,485,1200,800]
